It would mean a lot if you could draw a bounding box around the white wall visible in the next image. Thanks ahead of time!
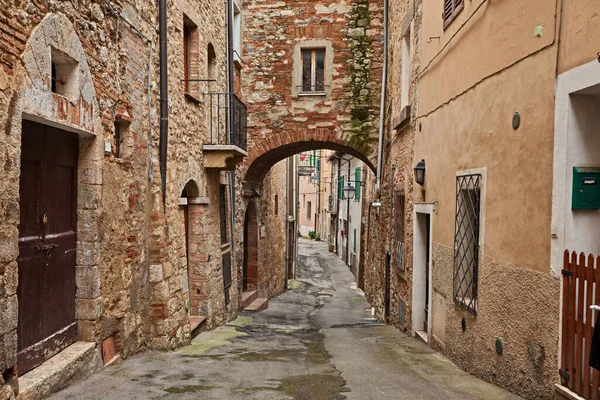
[552,61,600,275]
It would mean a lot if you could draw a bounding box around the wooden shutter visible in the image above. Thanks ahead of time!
[443,0,464,28]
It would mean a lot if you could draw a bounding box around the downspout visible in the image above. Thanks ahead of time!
[285,157,290,290]
[375,0,389,197]
[226,0,236,260]
[159,0,168,208]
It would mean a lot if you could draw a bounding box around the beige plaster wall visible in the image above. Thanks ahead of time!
[558,0,600,74]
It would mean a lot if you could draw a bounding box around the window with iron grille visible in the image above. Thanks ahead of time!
[394,190,406,271]
[222,251,232,304]
[307,201,312,220]
[219,184,229,244]
[453,174,481,313]
[443,0,464,29]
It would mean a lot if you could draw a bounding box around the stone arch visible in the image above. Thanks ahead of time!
[179,156,206,198]
[8,11,103,359]
[243,200,259,292]
[243,129,377,185]
[181,180,200,198]
[207,43,217,81]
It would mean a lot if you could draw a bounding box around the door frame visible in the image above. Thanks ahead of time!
[412,203,435,341]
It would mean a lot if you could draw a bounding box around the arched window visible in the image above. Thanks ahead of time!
[207,43,216,82]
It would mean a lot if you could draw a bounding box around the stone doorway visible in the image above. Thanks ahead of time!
[243,202,258,292]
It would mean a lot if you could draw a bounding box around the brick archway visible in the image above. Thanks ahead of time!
[244,129,377,185]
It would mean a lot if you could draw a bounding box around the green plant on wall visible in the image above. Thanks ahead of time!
[347,0,376,154]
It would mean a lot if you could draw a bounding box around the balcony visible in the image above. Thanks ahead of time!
[203,93,248,171]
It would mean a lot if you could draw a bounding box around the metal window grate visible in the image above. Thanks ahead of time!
[222,252,232,304]
[219,185,228,244]
[453,174,481,314]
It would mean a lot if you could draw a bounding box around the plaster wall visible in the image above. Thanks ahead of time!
[298,174,317,237]
[557,0,600,74]
[419,0,557,116]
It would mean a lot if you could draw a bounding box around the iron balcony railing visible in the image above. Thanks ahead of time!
[204,92,247,151]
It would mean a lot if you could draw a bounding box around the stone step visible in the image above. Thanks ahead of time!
[190,316,207,338]
[241,290,258,309]
[18,341,102,400]
[243,297,269,313]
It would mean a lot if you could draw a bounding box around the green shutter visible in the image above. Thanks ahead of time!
[353,229,357,252]
[340,176,345,199]
[355,167,361,201]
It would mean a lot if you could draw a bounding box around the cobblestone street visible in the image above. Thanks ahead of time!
[51,239,520,400]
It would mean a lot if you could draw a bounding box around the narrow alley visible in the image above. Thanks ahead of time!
[50,240,519,400]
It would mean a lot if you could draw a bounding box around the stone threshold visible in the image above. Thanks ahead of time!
[18,341,102,400]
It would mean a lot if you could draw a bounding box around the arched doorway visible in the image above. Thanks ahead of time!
[243,202,258,291]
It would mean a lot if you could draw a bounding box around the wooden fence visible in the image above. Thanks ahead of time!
[561,250,600,399]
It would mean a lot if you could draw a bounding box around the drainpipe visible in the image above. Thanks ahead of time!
[375,0,389,197]
[226,0,236,260]
[285,157,290,290]
[159,0,168,208]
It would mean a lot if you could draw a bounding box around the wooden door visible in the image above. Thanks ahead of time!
[17,120,78,374]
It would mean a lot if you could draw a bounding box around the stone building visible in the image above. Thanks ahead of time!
[0,0,291,397]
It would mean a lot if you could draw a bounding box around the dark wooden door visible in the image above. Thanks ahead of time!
[18,120,78,374]
[243,211,249,291]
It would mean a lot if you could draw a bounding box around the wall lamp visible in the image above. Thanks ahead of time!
[414,159,426,186]
[343,184,356,200]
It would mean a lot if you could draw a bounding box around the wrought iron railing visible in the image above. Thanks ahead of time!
[204,92,247,151]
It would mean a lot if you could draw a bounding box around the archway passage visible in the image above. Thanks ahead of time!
[243,129,377,185]
[243,202,258,292]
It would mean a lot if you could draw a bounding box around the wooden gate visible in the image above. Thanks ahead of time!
[17,120,79,373]
[561,250,600,399]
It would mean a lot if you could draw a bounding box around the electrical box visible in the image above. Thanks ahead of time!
[572,167,600,210]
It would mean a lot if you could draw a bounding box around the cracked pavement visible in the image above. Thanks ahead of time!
[51,239,521,399]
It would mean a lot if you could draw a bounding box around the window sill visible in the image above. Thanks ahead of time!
[184,92,202,104]
[221,243,231,253]
[298,91,327,97]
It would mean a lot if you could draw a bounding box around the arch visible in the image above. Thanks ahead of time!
[243,201,258,292]
[181,179,200,198]
[243,129,377,185]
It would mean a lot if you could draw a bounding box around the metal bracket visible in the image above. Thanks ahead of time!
[561,269,573,277]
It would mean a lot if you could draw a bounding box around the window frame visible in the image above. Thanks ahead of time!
[443,0,464,29]
[301,48,326,94]
[354,167,361,202]
[307,201,312,220]
[293,40,333,98]
[394,187,406,271]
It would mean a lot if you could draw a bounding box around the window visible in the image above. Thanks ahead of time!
[443,0,464,29]
[301,48,325,93]
[400,28,411,109]
[183,16,198,96]
[307,201,312,220]
[50,47,79,100]
[353,228,357,253]
[232,2,242,61]
[394,190,406,270]
[275,195,279,216]
[453,174,481,313]
[354,167,361,202]
[219,184,229,244]
[207,43,217,81]
[113,121,131,159]
[338,176,345,200]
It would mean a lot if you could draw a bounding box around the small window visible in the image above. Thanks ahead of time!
[354,167,361,202]
[338,176,345,200]
[274,195,279,216]
[183,16,198,96]
[353,229,357,253]
[113,121,131,159]
[394,190,406,270]
[207,43,217,81]
[400,28,411,109]
[50,47,79,100]
[453,174,481,313]
[301,48,325,93]
[443,0,464,29]
[307,201,312,220]
[233,2,242,61]
[219,184,229,244]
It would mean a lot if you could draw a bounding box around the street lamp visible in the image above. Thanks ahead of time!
[414,159,426,186]
[343,184,356,200]
[311,172,319,186]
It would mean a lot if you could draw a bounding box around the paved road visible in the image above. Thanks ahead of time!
[52,239,520,399]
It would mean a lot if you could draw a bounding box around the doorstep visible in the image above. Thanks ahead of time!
[554,384,584,400]
[18,341,102,400]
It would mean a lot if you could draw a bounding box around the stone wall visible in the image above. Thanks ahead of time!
[362,0,421,332]
[241,0,384,186]
[0,0,274,396]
